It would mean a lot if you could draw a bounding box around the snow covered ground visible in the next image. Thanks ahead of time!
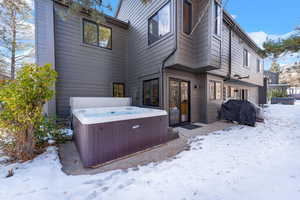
[1,102,300,200]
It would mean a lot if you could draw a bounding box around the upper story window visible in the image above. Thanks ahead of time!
[243,49,249,68]
[143,78,159,107]
[83,20,98,46]
[213,1,221,36]
[99,25,112,48]
[83,19,112,49]
[257,58,261,72]
[148,2,171,45]
[183,0,192,35]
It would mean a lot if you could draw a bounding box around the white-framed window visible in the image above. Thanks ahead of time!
[148,2,171,45]
[213,1,221,36]
[257,58,261,72]
[209,80,222,100]
[243,49,249,68]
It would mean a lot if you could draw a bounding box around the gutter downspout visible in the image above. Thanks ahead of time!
[228,28,232,78]
[161,0,178,110]
[225,24,235,81]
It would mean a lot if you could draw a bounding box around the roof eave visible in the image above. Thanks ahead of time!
[115,0,123,18]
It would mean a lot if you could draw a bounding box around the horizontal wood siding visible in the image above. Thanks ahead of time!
[230,29,263,86]
[117,0,176,107]
[198,73,208,123]
[175,0,210,69]
[209,19,264,86]
[209,22,230,76]
[209,36,222,68]
[206,74,223,123]
[54,4,128,117]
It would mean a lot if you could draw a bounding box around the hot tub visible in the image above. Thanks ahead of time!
[72,106,168,167]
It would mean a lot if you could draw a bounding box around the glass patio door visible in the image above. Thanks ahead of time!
[169,79,190,126]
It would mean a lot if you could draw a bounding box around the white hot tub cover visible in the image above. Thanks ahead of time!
[70,97,132,111]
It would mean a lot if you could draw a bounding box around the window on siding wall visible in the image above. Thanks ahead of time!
[209,80,222,100]
[215,82,222,99]
[214,1,221,36]
[235,89,241,99]
[227,86,232,98]
[243,49,249,67]
[241,89,248,100]
[83,19,112,49]
[99,25,112,49]
[143,78,159,106]
[223,86,227,100]
[148,2,171,45]
[113,83,125,97]
[183,0,192,35]
[257,59,261,72]
[231,87,236,98]
[209,81,215,100]
[83,20,98,46]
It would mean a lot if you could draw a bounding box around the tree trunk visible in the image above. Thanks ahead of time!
[10,8,17,80]
[24,128,35,160]
[20,126,35,161]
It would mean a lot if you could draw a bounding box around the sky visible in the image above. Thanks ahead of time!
[225,0,300,69]
[101,0,120,16]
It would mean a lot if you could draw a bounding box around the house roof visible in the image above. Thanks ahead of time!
[104,15,129,29]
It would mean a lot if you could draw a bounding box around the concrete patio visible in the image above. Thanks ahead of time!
[59,121,234,175]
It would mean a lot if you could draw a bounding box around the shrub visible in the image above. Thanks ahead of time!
[0,64,57,161]
[35,116,68,148]
[268,89,288,99]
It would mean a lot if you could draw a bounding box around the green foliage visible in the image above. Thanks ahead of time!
[268,89,288,99]
[35,116,68,148]
[0,63,57,160]
[263,27,300,59]
[56,0,149,23]
[56,0,111,23]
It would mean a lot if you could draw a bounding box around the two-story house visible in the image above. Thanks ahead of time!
[35,0,264,126]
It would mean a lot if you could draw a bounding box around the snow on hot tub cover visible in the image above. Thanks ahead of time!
[72,106,168,125]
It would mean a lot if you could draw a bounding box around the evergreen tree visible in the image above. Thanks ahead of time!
[57,0,149,23]
[263,26,300,59]
[0,0,34,79]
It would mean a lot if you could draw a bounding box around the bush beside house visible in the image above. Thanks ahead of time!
[0,64,67,161]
